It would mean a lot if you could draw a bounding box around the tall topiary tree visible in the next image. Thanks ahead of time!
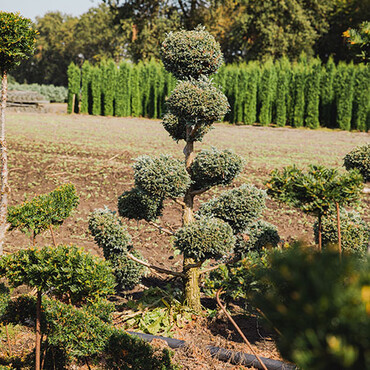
[90,27,270,312]
[0,12,37,255]
[67,62,80,114]
[305,59,321,129]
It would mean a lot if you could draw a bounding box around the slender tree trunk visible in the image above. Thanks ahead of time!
[335,202,342,259]
[0,70,10,255]
[318,213,322,251]
[35,290,42,370]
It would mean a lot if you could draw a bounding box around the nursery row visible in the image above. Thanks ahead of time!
[8,82,68,103]
[67,58,369,131]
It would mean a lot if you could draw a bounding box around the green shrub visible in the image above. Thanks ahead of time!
[115,61,132,117]
[198,184,267,234]
[133,155,191,198]
[8,82,68,103]
[161,26,223,80]
[253,246,370,369]
[275,58,290,127]
[292,63,306,127]
[91,66,102,115]
[320,57,336,127]
[80,61,92,114]
[243,62,259,125]
[352,64,370,131]
[343,143,370,182]
[174,217,235,262]
[67,62,80,114]
[314,209,369,257]
[101,60,116,116]
[190,147,244,190]
[258,59,276,126]
[0,282,10,317]
[305,59,321,129]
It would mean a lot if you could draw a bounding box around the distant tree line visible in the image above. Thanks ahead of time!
[10,0,369,87]
[68,57,369,131]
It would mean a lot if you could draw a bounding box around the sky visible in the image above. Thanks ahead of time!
[0,0,101,21]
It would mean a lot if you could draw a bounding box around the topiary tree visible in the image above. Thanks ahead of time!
[0,12,37,255]
[89,27,271,312]
[343,143,370,183]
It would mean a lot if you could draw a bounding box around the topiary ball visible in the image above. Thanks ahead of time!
[343,143,370,182]
[235,220,280,255]
[161,26,223,80]
[314,208,369,257]
[166,78,229,127]
[191,147,244,189]
[118,187,164,222]
[174,217,235,262]
[133,154,191,198]
[198,184,267,234]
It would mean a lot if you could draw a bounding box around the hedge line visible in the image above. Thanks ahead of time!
[8,82,68,103]
[68,58,369,131]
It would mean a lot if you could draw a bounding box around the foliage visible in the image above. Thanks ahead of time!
[253,246,370,369]
[343,21,370,62]
[91,66,102,115]
[305,59,322,129]
[101,59,116,116]
[319,57,336,127]
[314,208,370,257]
[198,184,267,234]
[343,143,370,182]
[258,59,276,126]
[88,208,146,290]
[118,187,164,222]
[0,282,10,317]
[8,82,67,102]
[0,12,37,74]
[190,147,244,190]
[7,183,79,237]
[133,155,191,198]
[174,217,235,261]
[67,62,80,113]
[161,26,223,80]
[352,64,370,132]
[0,244,115,305]
[80,60,92,113]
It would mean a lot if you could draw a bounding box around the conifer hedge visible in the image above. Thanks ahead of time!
[68,58,369,131]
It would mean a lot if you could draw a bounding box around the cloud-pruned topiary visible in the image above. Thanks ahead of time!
[161,26,223,80]
[133,154,191,198]
[174,217,235,262]
[198,184,267,234]
[343,143,370,182]
[314,208,369,257]
[89,208,146,290]
[118,187,164,222]
[190,147,244,190]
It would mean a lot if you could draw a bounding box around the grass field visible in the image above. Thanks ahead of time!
[5,111,369,261]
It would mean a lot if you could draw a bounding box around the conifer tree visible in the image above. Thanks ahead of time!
[275,58,290,127]
[67,62,81,114]
[101,60,116,116]
[243,62,259,125]
[320,57,336,128]
[80,61,92,114]
[352,64,370,131]
[91,66,102,116]
[116,61,132,117]
[259,59,276,126]
[305,59,321,129]
[292,63,306,127]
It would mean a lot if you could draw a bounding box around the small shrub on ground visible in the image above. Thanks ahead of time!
[343,143,370,182]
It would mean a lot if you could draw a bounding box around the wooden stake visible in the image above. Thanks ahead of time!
[49,225,57,247]
[336,202,342,260]
[35,290,42,370]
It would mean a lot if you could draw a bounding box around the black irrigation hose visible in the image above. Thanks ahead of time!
[127,331,297,370]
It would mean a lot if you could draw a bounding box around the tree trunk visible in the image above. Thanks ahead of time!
[35,290,42,370]
[0,70,9,255]
[335,202,342,259]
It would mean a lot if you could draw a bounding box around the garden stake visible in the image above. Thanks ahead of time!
[335,202,342,260]
[216,289,268,370]
[318,214,322,251]
[35,290,42,370]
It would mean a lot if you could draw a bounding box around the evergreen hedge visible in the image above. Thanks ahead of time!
[68,58,369,131]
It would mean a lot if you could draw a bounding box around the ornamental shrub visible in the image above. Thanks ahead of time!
[174,217,235,262]
[67,62,80,114]
[343,143,370,182]
[198,184,267,234]
[305,59,321,129]
[314,209,369,257]
[253,246,370,370]
[80,61,92,114]
[258,59,276,126]
[91,66,102,115]
[352,64,370,131]
[190,147,244,190]
[320,57,336,127]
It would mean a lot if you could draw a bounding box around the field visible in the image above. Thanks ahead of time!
[3,109,370,368]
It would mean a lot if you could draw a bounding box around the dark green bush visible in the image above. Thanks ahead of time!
[198,184,267,234]
[343,143,370,182]
[174,217,235,262]
[190,147,244,189]
[161,26,223,80]
[314,209,369,257]
[118,187,164,222]
[235,220,280,255]
[0,282,10,317]
[133,155,191,198]
[67,62,80,114]
[253,246,370,370]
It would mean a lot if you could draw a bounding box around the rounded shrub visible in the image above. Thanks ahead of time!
[236,220,280,255]
[161,26,223,80]
[166,78,229,127]
[343,143,370,182]
[174,217,235,262]
[314,209,369,257]
[191,147,244,189]
[198,184,267,234]
[118,187,164,222]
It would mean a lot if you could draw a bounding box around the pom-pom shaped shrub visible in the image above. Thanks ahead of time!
[161,26,223,80]
[174,217,235,262]
[314,209,369,257]
[162,112,212,142]
[253,246,370,370]
[134,154,191,198]
[89,208,146,290]
[236,220,280,255]
[7,183,79,236]
[191,147,244,189]
[166,78,229,127]
[343,143,370,182]
[118,187,164,222]
[198,184,267,233]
